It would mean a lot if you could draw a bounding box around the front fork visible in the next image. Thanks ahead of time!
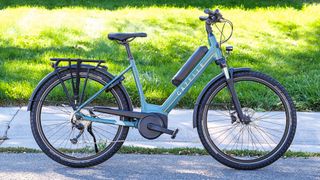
[217,58,245,122]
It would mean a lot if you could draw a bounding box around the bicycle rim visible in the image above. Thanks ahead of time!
[202,74,292,163]
[35,70,127,160]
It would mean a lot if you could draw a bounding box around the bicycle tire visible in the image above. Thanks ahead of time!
[30,68,132,167]
[196,71,297,170]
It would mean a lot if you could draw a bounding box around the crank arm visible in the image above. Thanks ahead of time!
[147,123,179,139]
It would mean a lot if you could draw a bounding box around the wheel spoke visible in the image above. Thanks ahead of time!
[253,119,284,126]
[254,112,284,121]
[252,124,280,143]
[43,122,69,135]
[230,124,245,150]
[217,123,239,145]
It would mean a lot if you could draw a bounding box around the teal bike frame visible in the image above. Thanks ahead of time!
[77,34,227,128]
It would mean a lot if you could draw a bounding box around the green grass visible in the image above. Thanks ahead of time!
[1,146,320,158]
[0,0,318,10]
[0,147,41,153]
[0,1,320,110]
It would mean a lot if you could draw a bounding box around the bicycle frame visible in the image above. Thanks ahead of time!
[77,34,227,127]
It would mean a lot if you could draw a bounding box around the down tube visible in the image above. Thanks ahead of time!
[161,48,218,113]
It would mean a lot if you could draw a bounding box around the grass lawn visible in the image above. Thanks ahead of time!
[0,1,319,110]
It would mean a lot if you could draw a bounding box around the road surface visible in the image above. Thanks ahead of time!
[0,154,319,179]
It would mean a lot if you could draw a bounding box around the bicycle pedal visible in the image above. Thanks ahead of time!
[171,128,179,139]
[70,138,78,144]
[0,136,9,140]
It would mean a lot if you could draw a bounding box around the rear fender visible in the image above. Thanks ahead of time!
[27,65,132,111]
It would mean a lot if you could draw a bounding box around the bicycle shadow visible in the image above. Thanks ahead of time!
[50,154,240,179]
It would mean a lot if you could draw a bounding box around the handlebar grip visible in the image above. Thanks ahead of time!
[204,9,213,14]
[204,9,219,15]
[199,16,208,21]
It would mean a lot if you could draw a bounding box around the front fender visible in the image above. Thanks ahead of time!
[27,65,119,111]
[192,67,251,128]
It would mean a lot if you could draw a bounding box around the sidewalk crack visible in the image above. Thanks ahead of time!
[0,107,21,146]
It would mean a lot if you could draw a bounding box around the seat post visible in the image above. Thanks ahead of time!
[123,43,134,60]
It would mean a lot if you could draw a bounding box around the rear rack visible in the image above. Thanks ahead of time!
[49,58,108,108]
[50,58,105,69]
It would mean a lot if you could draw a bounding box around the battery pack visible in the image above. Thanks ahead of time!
[171,46,208,86]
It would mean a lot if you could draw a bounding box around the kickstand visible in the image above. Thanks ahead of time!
[87,123,99,153]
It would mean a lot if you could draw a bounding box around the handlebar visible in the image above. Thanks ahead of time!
[199,9,223,23]
[199,8,233,45]
[204,9,219,16]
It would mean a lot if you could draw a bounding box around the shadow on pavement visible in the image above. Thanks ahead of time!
[0,154,319,179]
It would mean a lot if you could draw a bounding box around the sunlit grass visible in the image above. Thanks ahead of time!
[0,3,319,110]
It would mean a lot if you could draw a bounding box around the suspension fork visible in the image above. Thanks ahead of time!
[217,58,245,121]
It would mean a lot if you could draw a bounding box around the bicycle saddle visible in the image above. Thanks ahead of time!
[108,32,147,41]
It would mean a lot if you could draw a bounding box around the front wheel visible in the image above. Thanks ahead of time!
[196,71,296,170]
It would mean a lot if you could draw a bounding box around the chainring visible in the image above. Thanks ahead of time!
[138,114,166,140]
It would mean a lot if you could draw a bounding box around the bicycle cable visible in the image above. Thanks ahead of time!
[213,19,233,46]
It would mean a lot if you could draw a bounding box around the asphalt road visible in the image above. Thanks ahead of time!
[0,154,319,180]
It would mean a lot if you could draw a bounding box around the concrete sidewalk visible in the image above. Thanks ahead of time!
[0,106,319,152]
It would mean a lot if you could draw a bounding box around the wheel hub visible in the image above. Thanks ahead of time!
[69,110,91,130]
[231,108,255,125]
[242,107,255,124]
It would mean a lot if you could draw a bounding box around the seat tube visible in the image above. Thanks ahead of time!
[130,60,147,108]
[124,43,134,60]
[123,43,147,109]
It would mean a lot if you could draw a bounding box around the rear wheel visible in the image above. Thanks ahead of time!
[197,71,296,170]
[30,68,131,167]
